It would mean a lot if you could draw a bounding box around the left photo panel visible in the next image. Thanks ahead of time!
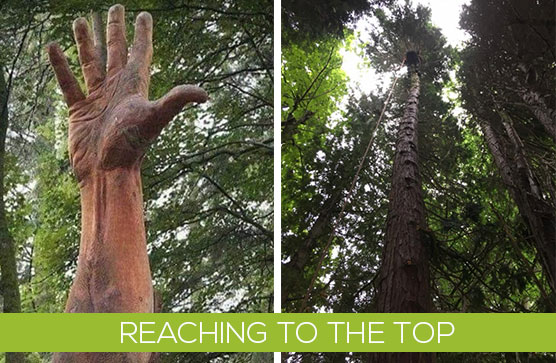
[0,0,273,362]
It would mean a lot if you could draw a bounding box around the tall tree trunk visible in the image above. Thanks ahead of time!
[515,64,556,142]
[480,122,513,186]
[0,67,24,363]
[480,113,556,296]
[371,64,433,363]
[518,88,556,142]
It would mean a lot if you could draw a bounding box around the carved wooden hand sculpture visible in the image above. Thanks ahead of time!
[48,6,207,183]
[47,4,206,362]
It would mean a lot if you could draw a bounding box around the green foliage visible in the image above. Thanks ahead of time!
[457,0,555,312]
[366,3,454,83]
[27,115,81,313]
[282,1,553,361]
[282,0,393,42]
[281,36,362,311]
[281,37,348,246]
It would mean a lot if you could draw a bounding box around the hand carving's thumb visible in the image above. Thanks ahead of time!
[141,85,208,142]
[154,85,208,122]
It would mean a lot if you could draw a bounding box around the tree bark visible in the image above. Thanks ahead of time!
[370,65,433,363]
[0,67,24,363]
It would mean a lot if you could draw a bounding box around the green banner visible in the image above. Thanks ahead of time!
[0,313,554,352]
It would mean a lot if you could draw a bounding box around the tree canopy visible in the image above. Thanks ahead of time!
[282,0,555,361]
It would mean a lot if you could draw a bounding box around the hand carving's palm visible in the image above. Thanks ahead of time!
[47,5,207,183]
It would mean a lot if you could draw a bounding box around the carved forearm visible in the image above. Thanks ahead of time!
[48,4,206,362]
[67,168,153,314]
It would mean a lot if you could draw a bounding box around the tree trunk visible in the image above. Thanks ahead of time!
[515,64,556,142]
[370,65,433,363]
[480,114,556,296]
[0,67,24,363]
[518,87,556,142]
[480,122,513,186]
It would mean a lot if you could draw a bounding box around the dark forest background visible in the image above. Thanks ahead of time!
[282,0,555,362]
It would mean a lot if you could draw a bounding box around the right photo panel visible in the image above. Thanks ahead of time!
[281,0,555,361]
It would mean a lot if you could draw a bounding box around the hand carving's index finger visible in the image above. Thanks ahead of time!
[73,17,103,92]
[46,42,85,107]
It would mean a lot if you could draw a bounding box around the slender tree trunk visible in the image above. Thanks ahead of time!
[0,67,24,363]
[480,114,556,296]
[370,64,433,363]
[481,122,513,186]
[515,64,556,142]
[518,88,556,142]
